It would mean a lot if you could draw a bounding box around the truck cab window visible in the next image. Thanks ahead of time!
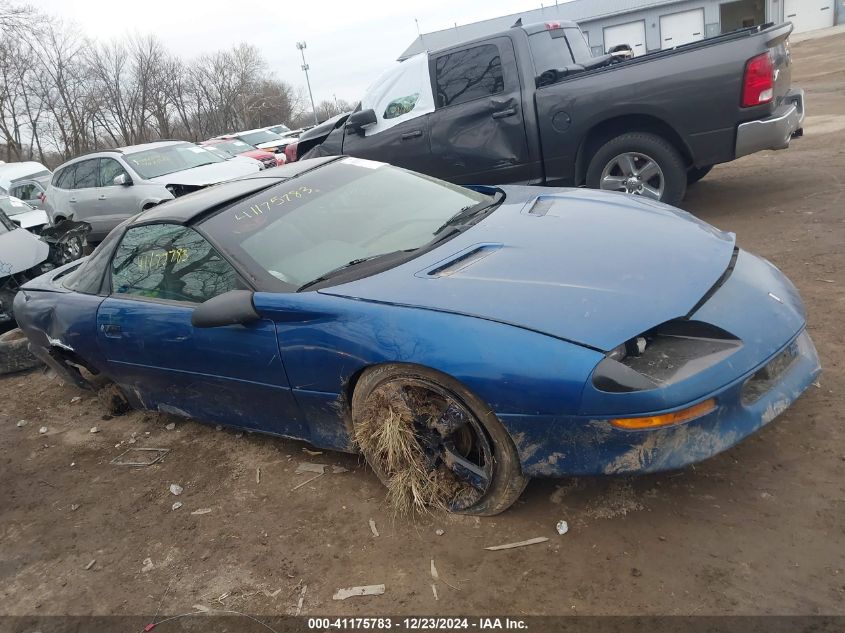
[529,27,593,75]
[434,44,504,108]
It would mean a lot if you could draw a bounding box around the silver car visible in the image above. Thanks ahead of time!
[47,140,261,242]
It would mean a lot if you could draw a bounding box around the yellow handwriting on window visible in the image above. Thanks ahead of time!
[137,248,189,272]
[234,186,315,221]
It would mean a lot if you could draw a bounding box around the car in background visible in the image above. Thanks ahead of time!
[200,144,267,170]
[225,128,294,157]
[46,140,262,242]
[0,162,52,212]
[0,195,49,234]
[200,137,283,169]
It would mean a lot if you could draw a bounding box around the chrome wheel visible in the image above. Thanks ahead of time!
[600,152,665,200]
[57,236,83,264]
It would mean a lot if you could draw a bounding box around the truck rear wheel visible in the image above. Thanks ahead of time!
[587,132,687,207]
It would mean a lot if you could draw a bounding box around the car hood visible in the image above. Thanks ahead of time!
[148,160,260,186]
[320,188,737,352]
[0,228,49,276]
[255,141,286,151]
[9,208,49,230]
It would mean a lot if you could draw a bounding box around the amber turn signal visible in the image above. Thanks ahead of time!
[610,399,717,430]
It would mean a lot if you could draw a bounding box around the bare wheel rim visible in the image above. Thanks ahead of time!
[376,378,495,512]
[59,236,82,263]
[600,152,665,200]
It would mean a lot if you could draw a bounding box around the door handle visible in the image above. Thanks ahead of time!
[100,323,122,338]
[492,107,517,120]
[401,130,423,140]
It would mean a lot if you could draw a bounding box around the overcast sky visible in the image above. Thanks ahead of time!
[33,0,554,111]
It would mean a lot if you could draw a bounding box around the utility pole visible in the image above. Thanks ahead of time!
[296,41,319,125]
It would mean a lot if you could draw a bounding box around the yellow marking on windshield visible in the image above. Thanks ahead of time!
[234,186,316,221]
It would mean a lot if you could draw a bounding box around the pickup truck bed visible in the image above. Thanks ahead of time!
[297,20,804,206]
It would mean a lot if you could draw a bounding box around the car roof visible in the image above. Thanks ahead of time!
[135,156,340,225]
[119,140,187,154]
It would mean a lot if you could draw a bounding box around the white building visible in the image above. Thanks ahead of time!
[401,0,842,59]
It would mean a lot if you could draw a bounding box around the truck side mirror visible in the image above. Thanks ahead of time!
[345,109,377,135]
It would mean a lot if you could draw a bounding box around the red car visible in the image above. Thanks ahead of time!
[200,138,284,169]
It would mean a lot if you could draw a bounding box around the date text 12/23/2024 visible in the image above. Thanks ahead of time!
[307,618,528,630]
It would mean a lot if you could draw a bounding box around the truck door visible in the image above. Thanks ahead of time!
[427,37,531,185]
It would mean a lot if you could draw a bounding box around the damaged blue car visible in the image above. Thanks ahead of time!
[14,156,820,515]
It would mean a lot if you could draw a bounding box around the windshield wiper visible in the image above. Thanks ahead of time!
[297,251,407,292]
[431,190,505,237]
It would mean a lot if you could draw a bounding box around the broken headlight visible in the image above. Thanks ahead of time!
[592,321,741,393]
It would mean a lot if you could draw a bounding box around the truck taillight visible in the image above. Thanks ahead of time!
[742,52,774,107]
[285,142,298,163]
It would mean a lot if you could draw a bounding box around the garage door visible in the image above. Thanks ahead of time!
[603,20,647,57]
[784,0,834,33]
[660,8,705,48]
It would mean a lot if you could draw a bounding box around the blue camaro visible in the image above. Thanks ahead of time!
[14,156,820,514]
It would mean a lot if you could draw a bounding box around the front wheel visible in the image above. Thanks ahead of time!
[351,364,528,516]
[586,132,688,207]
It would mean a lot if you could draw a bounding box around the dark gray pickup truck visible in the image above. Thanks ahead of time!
[295,20,805,206]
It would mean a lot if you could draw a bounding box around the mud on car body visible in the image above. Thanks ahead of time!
[13,157,821,514]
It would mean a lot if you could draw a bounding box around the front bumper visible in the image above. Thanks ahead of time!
[735,88,805,159]
[502,329,820,477]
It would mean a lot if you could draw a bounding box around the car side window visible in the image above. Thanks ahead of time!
[99,158,128,187]
[111,223,241,304]
[55,165,76,190]
[73,159,99,190]
[434,44,504,108]
[11,183,36,200]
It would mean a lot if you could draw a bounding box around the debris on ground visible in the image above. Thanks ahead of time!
[16,420,26,427]
[89,426,99,434]
[302,448,323,456]
[39,426,48,434]
[430,559,439,580]
[295,462,325,475]
[192,604,210,613]
[631,567,643,577]
[172,502,183,511]
[484,537,549,551]
[165,422,176,431]
[295,584,307,615]
[169,483,183,496]
[332,584,385,600]
[369,518,379,537]
[291,473,323,491]
[141,558,154,573]
[256,467,261,484]
[191,508,212,515]
[97,384,131,416]
[110,447,169,467]
[215,425,223,431]
[84,559,96,570]
[70,396,82,404]
[70,504,79,511]
[332,465,349,473]
[431,584,438,600]
[435,529,445,536]
[556,520,569,535]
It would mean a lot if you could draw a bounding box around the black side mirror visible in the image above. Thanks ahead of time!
[345,109,377,135]
[191,290,261,328]
[113,173,133,186]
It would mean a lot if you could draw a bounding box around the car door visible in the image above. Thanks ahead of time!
[95,157,140,228]
[342,114,433,174]
[427,38,532,185]
[68,158,101,222]
[96,222,306,437]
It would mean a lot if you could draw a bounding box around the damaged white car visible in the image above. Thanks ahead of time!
[0,201,88,374]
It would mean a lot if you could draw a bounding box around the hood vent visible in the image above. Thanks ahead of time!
[526,197,555,217]
[424,244,502,278]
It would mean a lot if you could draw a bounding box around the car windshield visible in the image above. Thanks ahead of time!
[213,140,253,154]
[237,130,283,145]
[0,195,33,216]
[201,158,495,289]
[124,143,224,179]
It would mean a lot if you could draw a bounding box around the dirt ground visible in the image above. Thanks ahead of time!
[1,33,844,620]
